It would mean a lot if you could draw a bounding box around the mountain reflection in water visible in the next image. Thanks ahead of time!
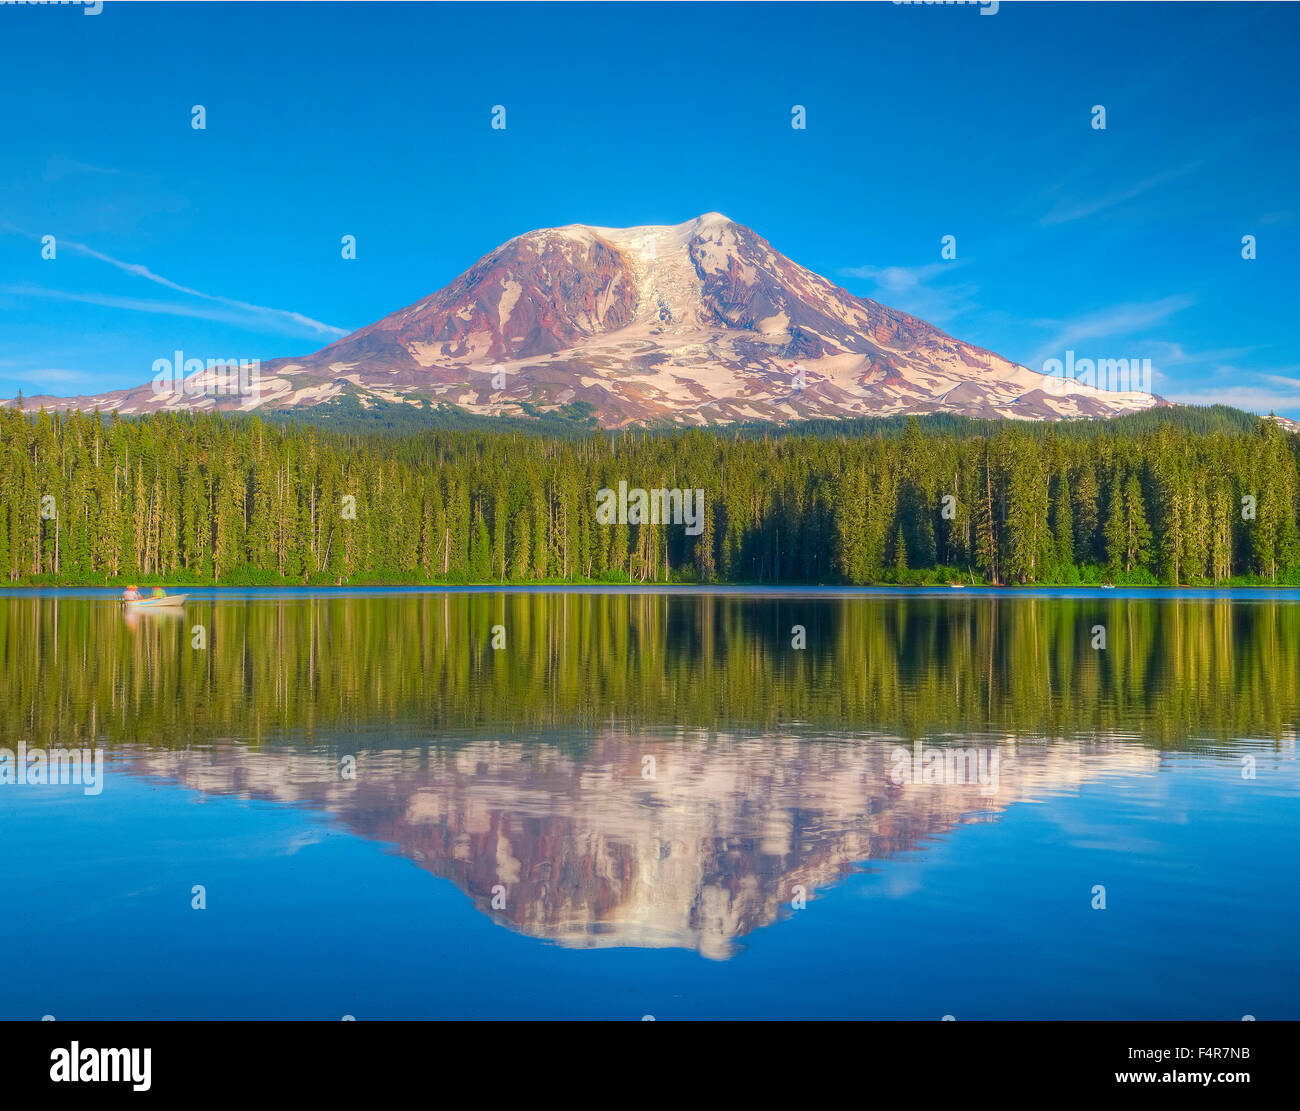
[120,733,1167,959]
[4,588,1297,964]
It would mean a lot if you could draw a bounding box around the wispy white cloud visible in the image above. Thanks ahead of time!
[0,367,99,388]
[1152,354,1300,415]
[1026,295,1196,368]
[1,226,347,338]
[1,284,340,337]
[838,259,979,325]
[1145,340,1259,369]
[1040,161,1202,226]
[1161,382,1300,413]
[840,259,958,288]
[42,158,123,183]
[55,237,347,336]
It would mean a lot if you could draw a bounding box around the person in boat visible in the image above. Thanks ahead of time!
[151,586,166,599]
[122,584,141,602]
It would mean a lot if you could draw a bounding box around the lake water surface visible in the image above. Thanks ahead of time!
[1,587,1297,1019]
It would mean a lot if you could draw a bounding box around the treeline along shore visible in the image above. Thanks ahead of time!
[4,592,1299,748]
[1,404,1298,587]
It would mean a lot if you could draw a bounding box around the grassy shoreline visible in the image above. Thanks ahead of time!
[6,571,1300,591]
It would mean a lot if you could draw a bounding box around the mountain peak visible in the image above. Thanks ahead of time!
[7,216,1159,427]
[537,212,740,252]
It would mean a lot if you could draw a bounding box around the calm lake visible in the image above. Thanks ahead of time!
[1,587,1297,1019]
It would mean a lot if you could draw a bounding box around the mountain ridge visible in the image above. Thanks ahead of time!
[7,213,1161,426]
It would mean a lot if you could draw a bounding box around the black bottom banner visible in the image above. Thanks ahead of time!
[3,1019,1289,1099]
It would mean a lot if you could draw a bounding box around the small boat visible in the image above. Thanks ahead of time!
[1100,583,1116,590]
[947,581,965,589]
[124,593,188,608]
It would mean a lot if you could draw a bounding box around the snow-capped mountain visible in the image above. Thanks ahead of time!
[11,213,1160,425]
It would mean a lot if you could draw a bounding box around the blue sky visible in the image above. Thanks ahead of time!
[2,1,1297,413]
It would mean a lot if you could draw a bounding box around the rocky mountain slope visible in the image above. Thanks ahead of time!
[13,213,1160,426]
